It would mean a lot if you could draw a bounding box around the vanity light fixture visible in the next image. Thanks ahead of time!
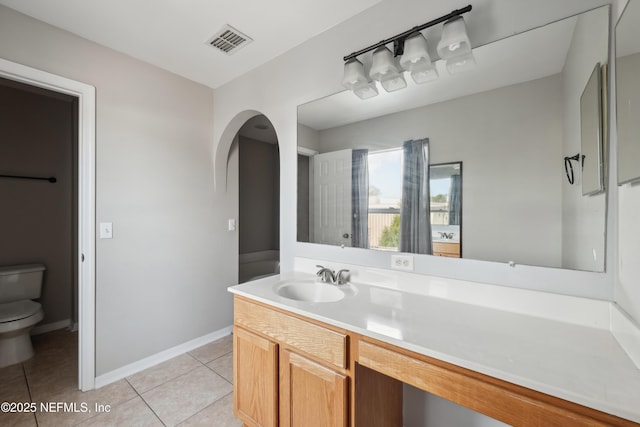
[342,5,473,98]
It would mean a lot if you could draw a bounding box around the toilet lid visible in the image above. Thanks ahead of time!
[0,300,42,323]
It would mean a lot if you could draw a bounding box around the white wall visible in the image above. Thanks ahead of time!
[560,7,609,272]
[315,75,564,267]
[0,5,237,376]
[615,0,640,324]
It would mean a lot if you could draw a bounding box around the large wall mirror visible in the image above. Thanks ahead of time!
[297,6,609,272]
[617,0,640,185]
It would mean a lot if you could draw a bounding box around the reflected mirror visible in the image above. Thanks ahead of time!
[297,6,609,272]
[580,63,605,196]
[616,0,640,185]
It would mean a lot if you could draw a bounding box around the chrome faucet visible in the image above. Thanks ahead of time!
[315,265,350,285]
[335,269,350,285]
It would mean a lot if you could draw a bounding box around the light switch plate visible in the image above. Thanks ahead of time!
[99,222,113,239]
[391,254,414,271]
[228,219,236,231]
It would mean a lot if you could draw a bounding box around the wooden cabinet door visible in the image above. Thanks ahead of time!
[280,349,348,427]
[234,327,278,427]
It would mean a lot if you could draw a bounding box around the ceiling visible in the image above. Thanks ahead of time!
[0,0,382,88]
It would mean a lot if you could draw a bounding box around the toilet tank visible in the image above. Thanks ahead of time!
[0,264,46,304]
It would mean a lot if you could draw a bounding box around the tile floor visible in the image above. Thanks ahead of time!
[0,329,243,426]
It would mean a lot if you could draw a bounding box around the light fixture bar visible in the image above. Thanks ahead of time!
[343,5,472,62]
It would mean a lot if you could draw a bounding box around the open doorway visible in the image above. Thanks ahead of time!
[0,58,96,391]
[236,115,280,283]
[0,76,78,335]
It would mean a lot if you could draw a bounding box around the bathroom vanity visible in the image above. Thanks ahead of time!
[229,266,640,427]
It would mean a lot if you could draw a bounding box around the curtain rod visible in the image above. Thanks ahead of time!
[0,174,57,183]
[343,5,473,62]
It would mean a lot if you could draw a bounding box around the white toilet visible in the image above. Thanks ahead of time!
[0,264,45,368]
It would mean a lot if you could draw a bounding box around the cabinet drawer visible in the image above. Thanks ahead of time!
[234,297,347,369]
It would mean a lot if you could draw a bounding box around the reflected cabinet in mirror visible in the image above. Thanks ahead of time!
[617,0,640,185]
[297,6,609,272]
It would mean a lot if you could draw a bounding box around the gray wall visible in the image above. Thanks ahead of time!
[0,5,237,376]
[239,136,280,254]
[0,77,76,326]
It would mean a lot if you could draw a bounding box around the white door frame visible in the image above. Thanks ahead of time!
[0,58,96,391]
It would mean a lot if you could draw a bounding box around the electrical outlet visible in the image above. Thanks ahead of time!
[391,254,414,271]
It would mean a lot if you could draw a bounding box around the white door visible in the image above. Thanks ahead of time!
[312,149,352,246]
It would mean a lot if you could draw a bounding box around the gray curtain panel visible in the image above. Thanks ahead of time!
[448,173,461,226]
[352,149,369,249]
[400,139,432,254]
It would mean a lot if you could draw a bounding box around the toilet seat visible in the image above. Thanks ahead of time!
[0,300,42,323]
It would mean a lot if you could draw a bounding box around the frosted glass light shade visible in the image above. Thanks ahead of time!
[342,58,379,99]
[437,16,471,60]
[370,46,406,92]
[410,66,439,84]
[445,51,476,74]
[353,82,379,99]
[400,32,431,71]
[342,58,368,90]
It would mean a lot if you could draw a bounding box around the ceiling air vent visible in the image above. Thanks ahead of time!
[206,25,253,55]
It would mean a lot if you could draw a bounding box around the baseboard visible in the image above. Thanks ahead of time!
[31,319,72,336]
[94,325,233,389]
[611,303,640,369]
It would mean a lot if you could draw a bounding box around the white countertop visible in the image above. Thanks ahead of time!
[229,270,640,423]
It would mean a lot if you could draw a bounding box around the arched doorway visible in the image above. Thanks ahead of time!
[235,115,280,283]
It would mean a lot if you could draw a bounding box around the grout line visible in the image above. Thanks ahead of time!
[22,363,34,402]
[22,363,39,427]
[126,378,167,427]
[138,393,168,427]
[178,390,235,425]
[127,359,207,395]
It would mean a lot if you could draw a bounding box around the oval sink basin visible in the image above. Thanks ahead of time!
[275,280,350,303]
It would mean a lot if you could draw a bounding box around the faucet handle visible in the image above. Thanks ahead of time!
[335,269,350,285]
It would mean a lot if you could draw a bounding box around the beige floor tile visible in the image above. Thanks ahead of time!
[142,365,232,426]
[178,392,242,427]
[34,379,137,427]
[23,330,78,401]
[0,374,30,402]
[0,363,24,383]
[0,377,33,427]
[206,352,233,383]
[188,335,232,364]
[24,331,78,375]
[75,396,164,427]
[126,353,202,394]
[26,358,78,401]
[0,411,37,427]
